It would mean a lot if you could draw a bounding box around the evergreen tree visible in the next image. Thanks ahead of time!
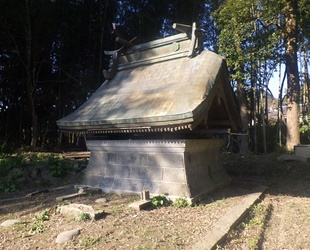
[214,0,309,151]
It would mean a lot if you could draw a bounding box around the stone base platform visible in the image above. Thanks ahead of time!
[83,139,231,199]
[294,144,310,159]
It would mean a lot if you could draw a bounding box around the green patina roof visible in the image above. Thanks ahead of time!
[57,28,242,134]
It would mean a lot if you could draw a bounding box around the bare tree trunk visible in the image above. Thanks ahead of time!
[251,68,258,154]
[25,0,39,147]
[283,0,300,151]
[278,62,283,147]
[302,54,306,117]
[4,85,10,143]
[98,0,109,86]
[261,89,267,153]
[303,52,309,113]
[237,80,248,156]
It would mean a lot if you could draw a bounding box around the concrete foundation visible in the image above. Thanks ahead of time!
[83,139,231,199]
[294,144,310,159]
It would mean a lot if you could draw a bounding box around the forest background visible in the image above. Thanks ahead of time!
[0,0,309,154]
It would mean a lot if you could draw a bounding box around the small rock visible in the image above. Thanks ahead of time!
[56,228,80,243]
[129,200,152,211]
[1,219,21,227]
[95,198,108,203]
[59,203,105,220]
[277,154,307,162]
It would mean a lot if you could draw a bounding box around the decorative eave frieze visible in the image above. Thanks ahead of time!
[61,123,193,136]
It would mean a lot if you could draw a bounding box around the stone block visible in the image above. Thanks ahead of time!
[294,144,310,158]
[149,153,184,168]
[118,153,148,166]
[163,168,186,183]
[158,182,190,197]
[112,178,144,193]
[184,152,200,167]
[107,153,118,165]
[142,181,160,194]
[99,177,114,189]
[88,151,107,164]
[130,166,163,181]
[118,153,136,165]
[84,163,104,176]
[83,175,102,187]
[105,165,130,178]
[186,167,231,197]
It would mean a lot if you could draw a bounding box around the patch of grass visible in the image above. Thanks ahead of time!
[12,222,28,232]
[29,221,45,234]
[78,236,100,247]
[75,212,91,222]
[137,246,152,250]
[36,209,50,221]
[215,245,223,250]
[150,236,162,243]
[58,200,71,206]
[25,209,52,234]
[127,194,140,202]
[198,197,227,209]
[138,226,150,234]
[108,205,123,216]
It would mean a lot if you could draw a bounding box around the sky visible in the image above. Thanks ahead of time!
[268,64,286,98]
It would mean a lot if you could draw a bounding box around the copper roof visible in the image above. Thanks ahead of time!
[57,23,242,134]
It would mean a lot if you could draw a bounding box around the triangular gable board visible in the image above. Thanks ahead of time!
[57,23,242,199]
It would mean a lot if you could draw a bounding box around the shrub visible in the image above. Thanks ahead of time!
[151,195,172,207]
[0,152,79,193]
[0,179,17,192]
[46,156,72,177]
[173,197,191,208]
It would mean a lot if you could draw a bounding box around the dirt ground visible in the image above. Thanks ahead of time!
[0,152,309,250]
[222,153,310,250]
